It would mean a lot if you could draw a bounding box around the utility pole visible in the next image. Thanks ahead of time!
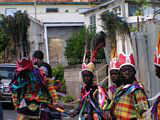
[34,0,37,19]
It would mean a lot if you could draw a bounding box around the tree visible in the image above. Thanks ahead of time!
[132,0,149,31]
[100,12,130,61]
[0,25,11,62]
[64,27,106,65]
[0,10,30,62]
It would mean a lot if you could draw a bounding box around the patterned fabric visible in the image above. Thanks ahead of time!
[22,76,57,104]
[11,67,58,119]
[113,86,149,120]
[151,96,160,120]
[158,102,160,119]
[12,93,19,110]
[47,78,58,103]
[11,68,58,105]
[109,85,120,100]
[77,84,109,120]
[17,111,50,120]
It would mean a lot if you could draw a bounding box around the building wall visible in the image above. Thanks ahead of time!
[145,20,160,99]
[0,4,95,15]
[64,63,107,98]
[47,26,82,66]
[83,1,160,32]
[28,17,44,57]
[83,1,124,32]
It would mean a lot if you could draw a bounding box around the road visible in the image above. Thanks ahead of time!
[3,103,78,120]
[3,103,16,120]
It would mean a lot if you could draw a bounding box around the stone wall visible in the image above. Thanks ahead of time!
[64,63,107,98]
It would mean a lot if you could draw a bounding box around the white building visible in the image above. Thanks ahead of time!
[0,0,98,65]
[29,13,84,66]
[81,0,160,32]
[0,0,97,16]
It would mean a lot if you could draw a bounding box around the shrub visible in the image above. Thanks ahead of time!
[62,95,76,103]
[64,27,106,65]
[52,64,66,93]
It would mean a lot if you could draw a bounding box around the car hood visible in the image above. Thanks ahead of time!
[0,79,11,87]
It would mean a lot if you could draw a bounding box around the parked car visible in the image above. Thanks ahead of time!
[0,63,16,103]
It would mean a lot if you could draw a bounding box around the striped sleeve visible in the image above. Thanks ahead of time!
[12,93,20,110]
[47,78,58,103]
[134,89,150,119]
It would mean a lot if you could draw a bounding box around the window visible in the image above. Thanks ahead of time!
[76,8,90,13]
[100,0,112,3]
[46,8,59,13]
[5,8,17,16]
[0,66,16,79]
[89,14,96,32]
[113,6,121,15]
[128,3,139,16]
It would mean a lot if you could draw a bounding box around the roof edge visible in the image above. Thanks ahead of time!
[0,2,98,5]
[81,0,117,14]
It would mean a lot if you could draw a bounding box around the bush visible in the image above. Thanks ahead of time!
[62,95,76,103]
[52,64,66,93]
[64,27,106,65]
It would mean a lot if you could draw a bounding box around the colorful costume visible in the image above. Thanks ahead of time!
[113,82,149,120]
[109,57,121,98]
[152,32,160,120]
[109,29,150,119]
[10,58,58,120]
[70,31,109,120]
[72,62,108,120]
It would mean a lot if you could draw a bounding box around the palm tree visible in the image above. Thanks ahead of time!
[0,14,15,62]
[100,12,130,61]
[0,10,30,62]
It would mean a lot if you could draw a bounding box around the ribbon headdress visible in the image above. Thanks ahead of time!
[16,57,34,72]
[154,32,160,67]
[82,31,106,74]
[100,12,132,68]
[109,47,120,71]
[117,32,135,70]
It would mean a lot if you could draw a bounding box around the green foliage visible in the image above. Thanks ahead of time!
[52,64,64,80]
[100,12,130,61]
[64,27,106,65]
[133,0,148,4]
[62,95,76,103]
[0,10,30,60]
[52,64,66,93]
[129,26,138,32]
[135,9,142,16]
[64,27,93,65]
[101,12,130,39]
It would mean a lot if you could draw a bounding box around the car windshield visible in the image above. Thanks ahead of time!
[0,67,16,79]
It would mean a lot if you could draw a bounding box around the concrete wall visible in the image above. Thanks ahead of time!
[145,20,160,99]
[126,20,160,99]
[28,18,44,57]
[131,32,151,95]
[64,63,107,98]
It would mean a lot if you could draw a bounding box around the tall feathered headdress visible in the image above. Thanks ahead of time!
[82,31,106,73]
[109,48,120,71]
[101,12,135,70]
[100,12,130,63]
[154,32,160,67]
[16,57,34,72]
[117,32,135,70]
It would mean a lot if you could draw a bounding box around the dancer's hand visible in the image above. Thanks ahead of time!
[69,112,76,118]
[48,103,64,111]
